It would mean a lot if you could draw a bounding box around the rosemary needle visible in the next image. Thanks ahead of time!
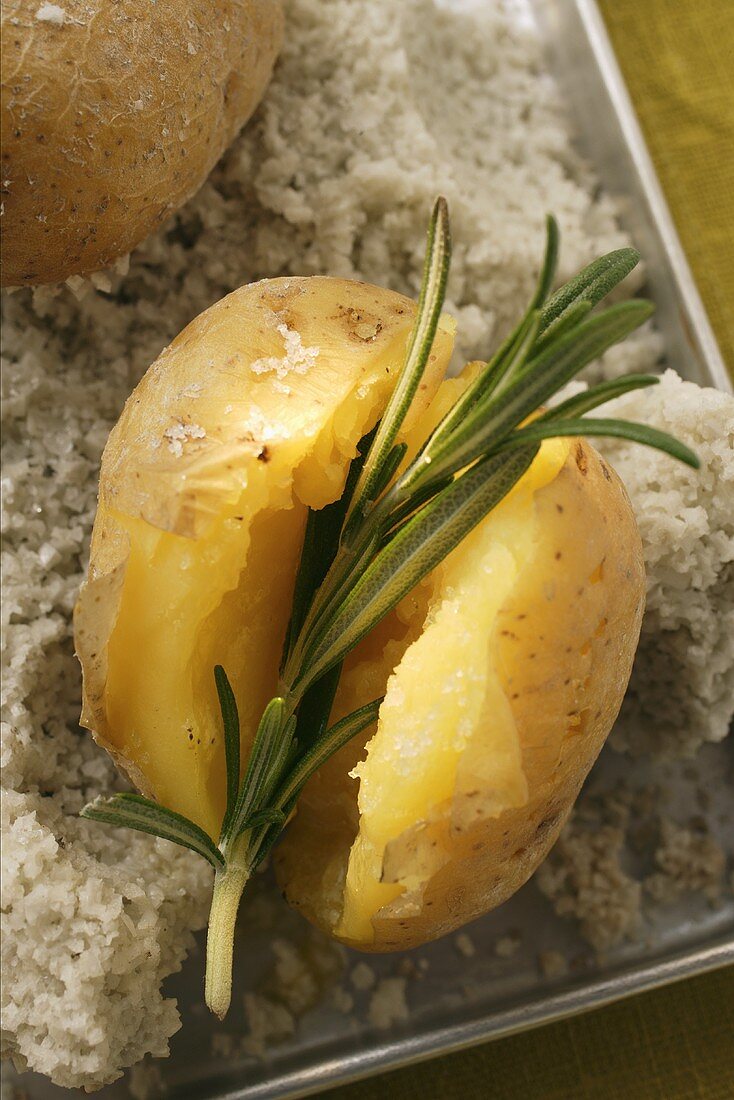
[82,198,698,1018]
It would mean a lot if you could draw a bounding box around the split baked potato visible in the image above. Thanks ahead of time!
[1,0,283,285]
[75,275,645,951]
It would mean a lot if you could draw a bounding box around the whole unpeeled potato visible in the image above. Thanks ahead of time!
[0,0,283,286]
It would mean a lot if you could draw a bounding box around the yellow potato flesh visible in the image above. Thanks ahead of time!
[77,277,455,838]
[335,438,569,941]
[104,503,303,836]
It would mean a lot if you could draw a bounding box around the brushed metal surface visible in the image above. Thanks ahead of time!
[9,2,732,1098]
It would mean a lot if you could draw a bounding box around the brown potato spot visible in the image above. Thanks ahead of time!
[574,442,588,475]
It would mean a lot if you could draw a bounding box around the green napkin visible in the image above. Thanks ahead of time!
[327,966,734,1100]
[602,0,734,374]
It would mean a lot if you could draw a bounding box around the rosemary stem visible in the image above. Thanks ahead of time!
[205,851,251,1019]
[282,488,399,686]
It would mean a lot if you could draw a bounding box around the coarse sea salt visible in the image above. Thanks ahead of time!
[163,421,206,457]
[35,3,66,24]
[251,323,320,381]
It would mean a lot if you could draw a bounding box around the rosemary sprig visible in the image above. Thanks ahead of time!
[81,198,698,1019]
[82,793,225,870]
[342,196,452,541]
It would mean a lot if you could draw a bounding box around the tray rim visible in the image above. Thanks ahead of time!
[217,936,734,1100]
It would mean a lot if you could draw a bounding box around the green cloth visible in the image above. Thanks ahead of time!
[327,967,734,1100]
[601,0,734,375]
[318,2,734,1096]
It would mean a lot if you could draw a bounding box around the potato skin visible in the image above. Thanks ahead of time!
[274,439,646,950]
[1,0,283,286]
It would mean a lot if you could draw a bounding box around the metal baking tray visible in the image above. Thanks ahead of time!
[9,1,732,1098]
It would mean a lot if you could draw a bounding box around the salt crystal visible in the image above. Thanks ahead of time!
[454,933,476,958]
[350,962,376,991]
[35,3,66,25]
[163,422,206,457]
[38,543,57,568]
[251,323,319,382]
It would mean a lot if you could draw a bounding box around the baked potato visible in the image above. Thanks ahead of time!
[1,0,283,286]
[75,272,645,951]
